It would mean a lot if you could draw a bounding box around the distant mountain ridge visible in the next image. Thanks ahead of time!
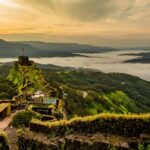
[19,41,118,53]
[122,52,150,63]
[0,39,150,61]
[124,47,150,50]
[0,39,118,57]
[0,39,44,57]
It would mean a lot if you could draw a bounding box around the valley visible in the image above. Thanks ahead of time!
[0,55,150,150]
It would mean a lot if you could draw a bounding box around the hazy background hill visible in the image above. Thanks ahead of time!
[123,52,150,63]
[0,39,44,57]
[0,39,118,57]
[19,41,118,53]
[0,39,149,63]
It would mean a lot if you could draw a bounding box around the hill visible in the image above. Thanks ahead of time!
[7,58,56,96]
[1,63,150,117]
[123,52,150,63]
[125,46,150,50]
[0,39,117,57]
[1,60,150,149]
[0,39,44,57]
[19,41,118,53]
[43,69,150,117]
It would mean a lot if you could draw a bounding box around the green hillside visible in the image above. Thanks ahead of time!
[44,69,150,117]
[7,62,55,96]
[1,64,150,117]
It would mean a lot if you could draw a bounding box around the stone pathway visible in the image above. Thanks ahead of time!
[0,111,21,150]
[5,127,18,150]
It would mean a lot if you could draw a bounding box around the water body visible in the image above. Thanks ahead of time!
[0,50,150,81]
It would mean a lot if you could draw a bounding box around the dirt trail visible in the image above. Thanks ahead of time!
[0,113,15,130]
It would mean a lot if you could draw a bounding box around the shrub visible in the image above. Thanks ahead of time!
[53,111,64,120]
[0,131,9,150]
[30,113,150,137]
[12,110,41,128]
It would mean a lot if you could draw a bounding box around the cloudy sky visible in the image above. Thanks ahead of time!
[0,0,150,47]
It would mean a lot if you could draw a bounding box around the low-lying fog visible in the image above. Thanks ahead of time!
[0,50,150,81]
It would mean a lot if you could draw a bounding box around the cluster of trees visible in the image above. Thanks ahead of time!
[0,78,17,99]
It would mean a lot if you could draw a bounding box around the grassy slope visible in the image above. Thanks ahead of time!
[44,69,150,117]
[7,63,48,95]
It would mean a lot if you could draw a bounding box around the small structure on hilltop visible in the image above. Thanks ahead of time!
[18,48,35,66]
[8,49,56,97]
[19,56,33,66]
[0,103,11,119]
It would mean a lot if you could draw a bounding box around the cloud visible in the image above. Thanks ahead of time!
[0,0,150,47]
[13,0,150,22]
[57,0,117,21]
[13,0,130,21]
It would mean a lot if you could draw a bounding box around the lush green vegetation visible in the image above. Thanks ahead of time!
[0,78,17,99]
[1,64,150,150]
[43,69,150,117]
[8,63,44,95]
[30,113,150,137]
[7,62,57,96]
[4,63,150,117]
[12,110,41,128]
[0,65,18,100]
[0,131,9,150]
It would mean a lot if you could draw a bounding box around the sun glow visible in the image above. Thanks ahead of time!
[0,0,19,8]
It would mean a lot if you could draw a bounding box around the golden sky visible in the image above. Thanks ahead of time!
[0,0,150,47]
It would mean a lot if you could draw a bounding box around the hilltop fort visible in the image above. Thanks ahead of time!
[7,54,63,118]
